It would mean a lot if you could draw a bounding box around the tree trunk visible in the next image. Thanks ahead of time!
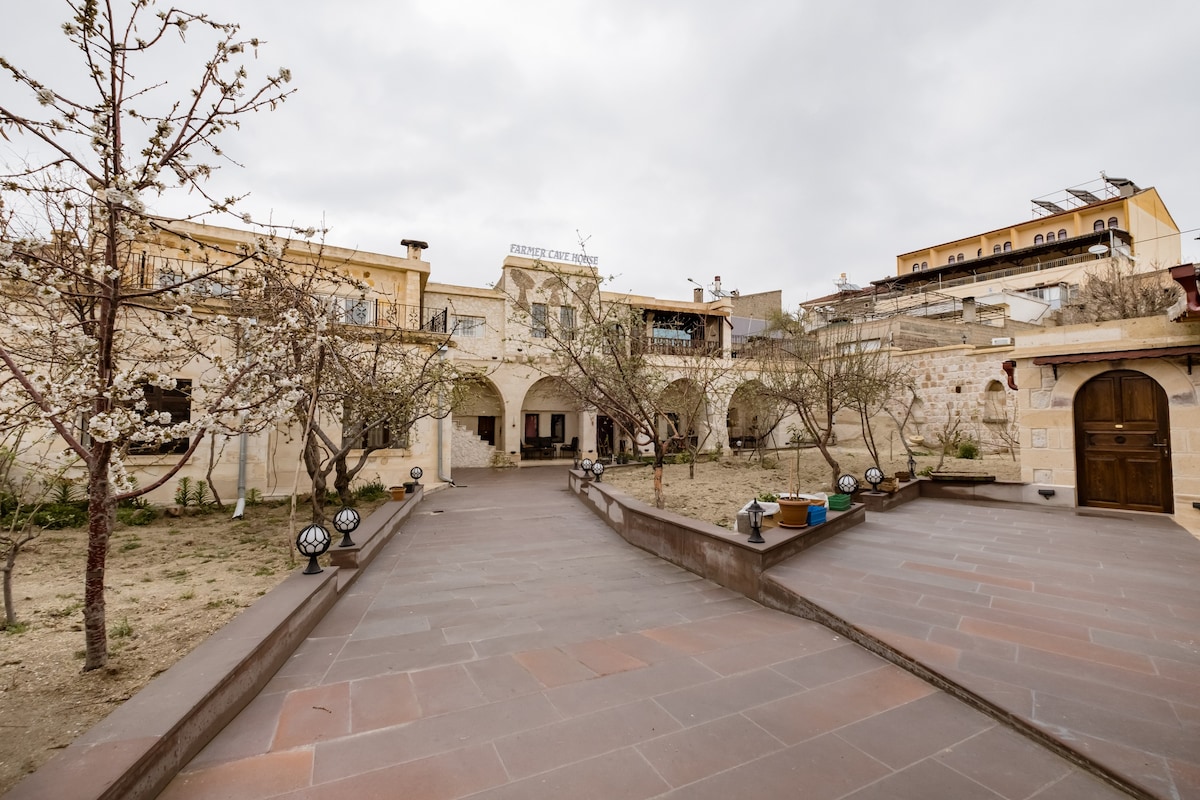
[652,443,666,509]
[3,548,16,626]
[303,437,327,523]
[82,454,115,671]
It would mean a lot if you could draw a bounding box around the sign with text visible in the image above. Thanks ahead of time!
[509,243,599,267]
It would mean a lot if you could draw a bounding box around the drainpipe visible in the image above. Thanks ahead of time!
[232,427,248,519]
[436,344,452,484]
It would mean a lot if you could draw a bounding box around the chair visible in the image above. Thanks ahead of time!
[563,437,579,457]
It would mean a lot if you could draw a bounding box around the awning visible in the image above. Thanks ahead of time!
[1032,344,1200,365]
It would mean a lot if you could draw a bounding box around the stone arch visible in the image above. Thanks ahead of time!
[1073,369,1173,513]
[453,377,505,467]
[1049,360,1198,411]
[520,377,581,460]
[727,379,786,453]
[658,378,709,452]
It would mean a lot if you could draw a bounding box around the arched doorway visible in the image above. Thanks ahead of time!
[1074,369,1173,513]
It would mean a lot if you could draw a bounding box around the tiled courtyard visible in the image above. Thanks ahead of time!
[156,468,1198,799]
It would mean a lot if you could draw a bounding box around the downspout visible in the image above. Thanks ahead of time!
[436,344,452,484]
[232,341,251,519]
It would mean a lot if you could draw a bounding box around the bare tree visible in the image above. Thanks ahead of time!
[1060,261,1182,324]
[500,257,728,508]
[759,324,910,491]
[0,427,72,628]
[0,2,303,670]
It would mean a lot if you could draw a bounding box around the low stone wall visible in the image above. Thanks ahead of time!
[568,471,864,600]
[5,492,425,800]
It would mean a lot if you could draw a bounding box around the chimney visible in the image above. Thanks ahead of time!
[961,296,977,324]
[400,238,429,261]
[693,287,704,303]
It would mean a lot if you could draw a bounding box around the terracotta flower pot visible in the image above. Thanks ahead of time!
[389,486,406,502]
[776,497,811,529]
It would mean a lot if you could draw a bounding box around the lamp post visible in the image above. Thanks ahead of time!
[409,466,423,487]
[580,458,594,479]
[333,506,361,548]
[864,466,884,492]
[296,523,331,575]
[747,498,765,544]
[837,474,860,495]
[590,461,605,482]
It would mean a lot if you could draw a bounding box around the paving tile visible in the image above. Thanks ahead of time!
[271,682,351,751]
[745,665,935,745]
[770,641,889,689]
[409,663,488,717]
[282,742,507,800]
[635,714,786,787]
[660,732,892,800]
[513,647,599,688]
[466,747,670,800]
[835,692,994,769]
[560,638,649,676]
[493,698,681,780]
[654,667,803,727]
[842,758,1007,800]
[933,726,1074,799]
[160,749,314,800]
[350,672,422,734]
[543,657,718,719]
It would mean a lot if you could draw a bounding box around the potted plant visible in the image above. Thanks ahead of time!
[777,426,811,528]
[388,485,406,501]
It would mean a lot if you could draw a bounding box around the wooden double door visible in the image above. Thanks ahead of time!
[1074,370,1173,513]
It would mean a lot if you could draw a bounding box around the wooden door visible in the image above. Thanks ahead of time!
[1074,370,1173,513]
[476,416,495,446]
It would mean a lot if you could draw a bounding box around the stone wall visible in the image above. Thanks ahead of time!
[451,422,497,468]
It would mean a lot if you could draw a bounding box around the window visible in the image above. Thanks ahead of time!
[452,315,485,338]
[912,263,919,272]
[341,407,410,450]
[957,253,965,263]
[531,303,548,338]
[977,248,982,258]
[1045,231,1055,242]
[1003,241,1012,252]
[1058,228,1067,239]
[344,297,370,325]
[559,306,575,340]
[1034,234,1044,245]
[1107,216,1119,229]
[920,261,928,271]
[550,414,566,443]
[130,380,191,455]
[1094,220,1105,232]
[983,380,1007,423]
[948,256,955,265]
[993,245,1002,254]
[524,413,540,439]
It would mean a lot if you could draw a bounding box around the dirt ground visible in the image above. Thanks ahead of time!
[0,497,383,794]
[602,447,1022,528]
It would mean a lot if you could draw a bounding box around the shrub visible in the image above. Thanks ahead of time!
[956,440,981,460]
[31,503,88,529]
[354,478,388,501]
[117,506,158,526]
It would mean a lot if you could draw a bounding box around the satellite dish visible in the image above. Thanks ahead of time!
[1087,245,1109,256]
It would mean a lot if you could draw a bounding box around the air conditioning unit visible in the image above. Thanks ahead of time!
[990,337,1013,346]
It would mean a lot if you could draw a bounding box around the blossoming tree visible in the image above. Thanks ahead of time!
[0,1,311,670]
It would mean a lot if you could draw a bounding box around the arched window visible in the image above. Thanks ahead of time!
[912,263,919,272]
[948,255,955,265]
[1107,216,1118,228]
[983,380,1007,422]
[1034,234,1044,245]
[920,261,927,271]
[1003,241,1012,252]
[1058,228,1067,239]
[977,248,982,258]
[993,245,1001,254]
[957,253,965,262]
[1046,231,1055,242]
[1094,220,1105,232]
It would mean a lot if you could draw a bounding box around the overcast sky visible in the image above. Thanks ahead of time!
[5,1,1199,309]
